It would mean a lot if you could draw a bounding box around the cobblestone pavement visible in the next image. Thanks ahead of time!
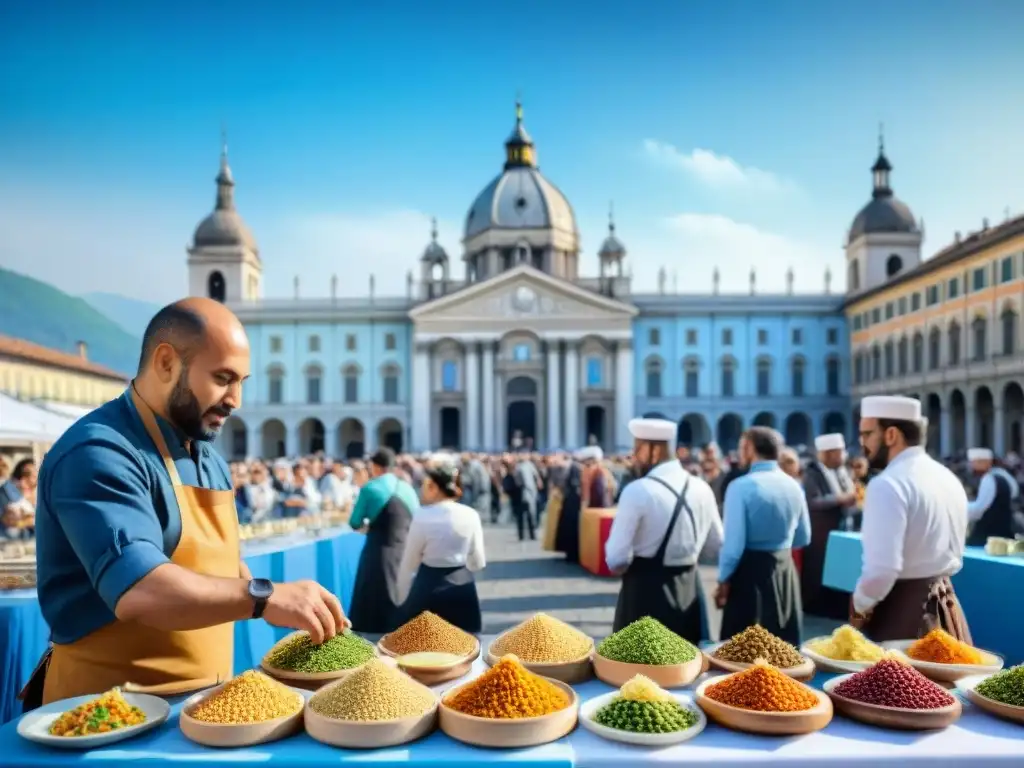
[477,521,842,641]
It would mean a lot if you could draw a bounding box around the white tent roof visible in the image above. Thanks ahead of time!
[36,400,94,420]
[0,393,77,444]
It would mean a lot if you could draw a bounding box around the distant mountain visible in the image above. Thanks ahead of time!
[0,268,141,375]
[82,291,160,338]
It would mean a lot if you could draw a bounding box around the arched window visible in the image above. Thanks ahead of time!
[645,357,663,398]
[1002,308,1018,356]
[972,316,987,362]
[756,357,772,396]
[847,260,860,292]
[305,365,322,405]
[897,335,908,375]
[929,328,941,370]
[381,364,400,404]
[267,365,284,405]
[441,360,458,391]
[825,356,840,396]
[883,340,894,378]
[721,357,736,397]
[790,356,805,397]
[343,364,360,403]
[871,345,881,380]
[886,254,903,278]
[683,357,700,398]
[207,271,226,302]
[948,321,961,366]
[912,332,924,373]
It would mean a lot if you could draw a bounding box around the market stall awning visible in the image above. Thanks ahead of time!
[0,393,77,444]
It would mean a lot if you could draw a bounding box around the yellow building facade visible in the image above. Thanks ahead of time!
[0,336,127,408]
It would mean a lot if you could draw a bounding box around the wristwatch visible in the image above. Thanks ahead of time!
[247,578,274,619]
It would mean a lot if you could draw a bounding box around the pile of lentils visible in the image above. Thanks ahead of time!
[833,656,954,709]
[382,611,477,657]
[309,658,436,721]
[444,655,570,719]
[264,630,376,674]
[594,675,699,734]
[597,617,698,666]
[973,665,1024,707]
[704,660,819,712]
[491,613,593,663]
[189,670,302,724]
[714,625,804,668]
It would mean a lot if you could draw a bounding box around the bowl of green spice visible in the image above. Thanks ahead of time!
[261,630,378,683]
[958,668,1024,724]
[580,675,706,746]
[594,617,705,689]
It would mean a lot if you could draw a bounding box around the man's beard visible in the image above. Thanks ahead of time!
[168,368,229,442]
[868,442,890,472]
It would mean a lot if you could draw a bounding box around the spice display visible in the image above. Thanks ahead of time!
[593,674,699,733]
[975,665,1024,707]
[264,630,375,673]
[188,670,302,724]
[398,651,464,668]
[704,659,819,712]
[48,688,146,737]
[806,625,885,662]
[444,654,571,718]
[597,617,698,665]
[309,658,436,721]
[382,611,477,657]
[833,655,954,709]
[490,613,592,663]
[907,628,984,665]
[714,625,804,668]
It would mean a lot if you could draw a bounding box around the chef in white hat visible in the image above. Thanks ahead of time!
[965,447,1019,545]
[852,395,972,642]
[800,433,858,620]
[604,418,722,645]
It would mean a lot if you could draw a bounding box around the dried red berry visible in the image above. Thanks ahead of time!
[833,658,954,710]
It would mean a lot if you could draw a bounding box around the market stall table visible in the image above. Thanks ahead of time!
[823,531,1024,666]
[0,527,365,725]
[1,636,1019,767]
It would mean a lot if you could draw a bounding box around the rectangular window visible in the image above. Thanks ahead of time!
[871,308,881,324]
[384,333,396,350]
[721,367,734,397]
[791,328,802,345]
[269,336,282,353]
[306,376,321,404]
[685,370,698,398]
[308,335,320,353]
[721,328,733,346]
[972,267,987,292]
[852,316,862,331]
[512,344,530,362]
[911,292,921,311]
[757,329,768,345]
[346,334,356,351]
[884,303,894,320]
[827,328,838,345]
[269,377,283,404]
[947,278,959,299]
[383,375,398,404]
[756,365,770,396]
[648,328,660,345]
[686,329,697,345]
[441,360,458,391]
[926,285,940,306]
[897,297,907,316]
[344,375,358,403]
[586,357,602,388]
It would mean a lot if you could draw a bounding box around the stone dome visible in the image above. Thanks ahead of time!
[421,218,448,264]
[847,146,918,244]
[192,152,258,251]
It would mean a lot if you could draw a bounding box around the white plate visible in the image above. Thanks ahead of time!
[882,640,1004,681]
[579,691,706,746]
[17,692,170,749]
[800,637,880,674]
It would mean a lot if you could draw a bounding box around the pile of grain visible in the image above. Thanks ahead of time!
[491,613,592,663]
[833,655,954,709]
[595,676,698,734]
[907,628,984,665]
[189,671,302,724]
[264,630,375,673]
[444,655,571,718]
[382,611,477,656]
[805,625,885,662]
[309,658,436,721]
[597,617,698,665]
[704,660,819,713]
[714,625,804,668]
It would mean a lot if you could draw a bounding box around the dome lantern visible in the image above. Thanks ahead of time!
[504,99,536,170]
[191,133,258,252]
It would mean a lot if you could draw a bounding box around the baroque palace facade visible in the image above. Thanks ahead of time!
[189,104,857,459]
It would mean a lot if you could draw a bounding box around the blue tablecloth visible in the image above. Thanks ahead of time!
[0,637,1020,767]
[0,528,365,725]
[823,531,1024,665]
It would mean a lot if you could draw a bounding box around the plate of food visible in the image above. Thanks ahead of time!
[883,629,1003,683]
[17,687,170,748]
[801,625,886,674]
[580,674,706,746]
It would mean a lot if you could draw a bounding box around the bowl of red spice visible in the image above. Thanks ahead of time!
[883,628,1004,682]
[824,656,962,730]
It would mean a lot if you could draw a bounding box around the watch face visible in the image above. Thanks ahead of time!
[250,578,273,599]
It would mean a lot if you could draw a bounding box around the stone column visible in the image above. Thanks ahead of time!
[965,405,977,450]
[614,341,634,452]
[286,422,298,458]
[246,425,259,460]
[564,342,579,447]
[940,407,952,456]
[994,406,1005,455]
[546,342,561,449]
[465,343,480,449]
[411,343,431,451]
[481,342,495,450]
[323,423,338,458]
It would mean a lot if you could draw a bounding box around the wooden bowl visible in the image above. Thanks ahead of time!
[882,640,1005,683]
[484,634,593,684]
[304,677,439,748]
[592,652,704,689]
[694,674,832,735]
[260,630,378,684]
[179,684,309,747]
[800,638,881,674]
[823,674,962,730]
[377,636,481,685]
[438,676,579,748]
[704,641,816,681]
[579,691,706,746]
[956,674,1024,725]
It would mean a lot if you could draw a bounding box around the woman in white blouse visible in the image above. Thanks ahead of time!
[395,461,486,632]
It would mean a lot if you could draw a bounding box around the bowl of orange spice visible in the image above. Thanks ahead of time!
[695,659,832,735]
[883,629,1004,683]
[438,654,579,748]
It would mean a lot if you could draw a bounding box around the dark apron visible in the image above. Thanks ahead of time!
[396,564,482,634]
[721,549,802,646]
[613,476,705,646]
[348,495,413,633]
[864,575,973,643]
[967,473,1013,547]
[801,495,850,621]
[555,467,583,563]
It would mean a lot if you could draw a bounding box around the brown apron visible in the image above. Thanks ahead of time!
[864,576,973,644]
[20,388,239,707]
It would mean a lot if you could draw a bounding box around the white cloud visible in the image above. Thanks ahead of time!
[643,139,794,193]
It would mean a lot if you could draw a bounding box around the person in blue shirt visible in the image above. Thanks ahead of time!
[716,426,811,645]
[347,447,418,633]
[24,298,346,710]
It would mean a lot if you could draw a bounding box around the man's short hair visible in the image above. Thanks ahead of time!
[138,304,207,373]
[370,448,396,470]
[742,426,782,461]
[878,418,923,447]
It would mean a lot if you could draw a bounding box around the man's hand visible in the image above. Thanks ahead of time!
[848,595,870,629]
[263,580,349,645]
[714,582,730,609]
[837,491,858,507]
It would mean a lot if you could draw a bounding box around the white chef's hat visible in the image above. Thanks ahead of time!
[814,433,846,452]
[628,418,676,443]
[967,448,994,462]
[861,395,921,422]
[575,445,604,462]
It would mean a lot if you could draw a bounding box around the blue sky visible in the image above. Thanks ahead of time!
[1,0,1022,301]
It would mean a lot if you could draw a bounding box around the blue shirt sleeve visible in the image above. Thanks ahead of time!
[718,480,748,584]
[46,437,170,612]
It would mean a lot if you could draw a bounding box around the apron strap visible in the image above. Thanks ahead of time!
[130,385,184,489]
[645,476,693,564]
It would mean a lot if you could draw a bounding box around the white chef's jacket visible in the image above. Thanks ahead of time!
[396,500,486,604]
[604,460,723,573]
[853,446,967,614]
[967,467,1020,522]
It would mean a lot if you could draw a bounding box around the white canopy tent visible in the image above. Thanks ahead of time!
[35,400,94,421]
[0,393,78,444]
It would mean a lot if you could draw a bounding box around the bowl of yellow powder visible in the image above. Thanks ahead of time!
[485,613,594,683]
[801,625,886,674]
